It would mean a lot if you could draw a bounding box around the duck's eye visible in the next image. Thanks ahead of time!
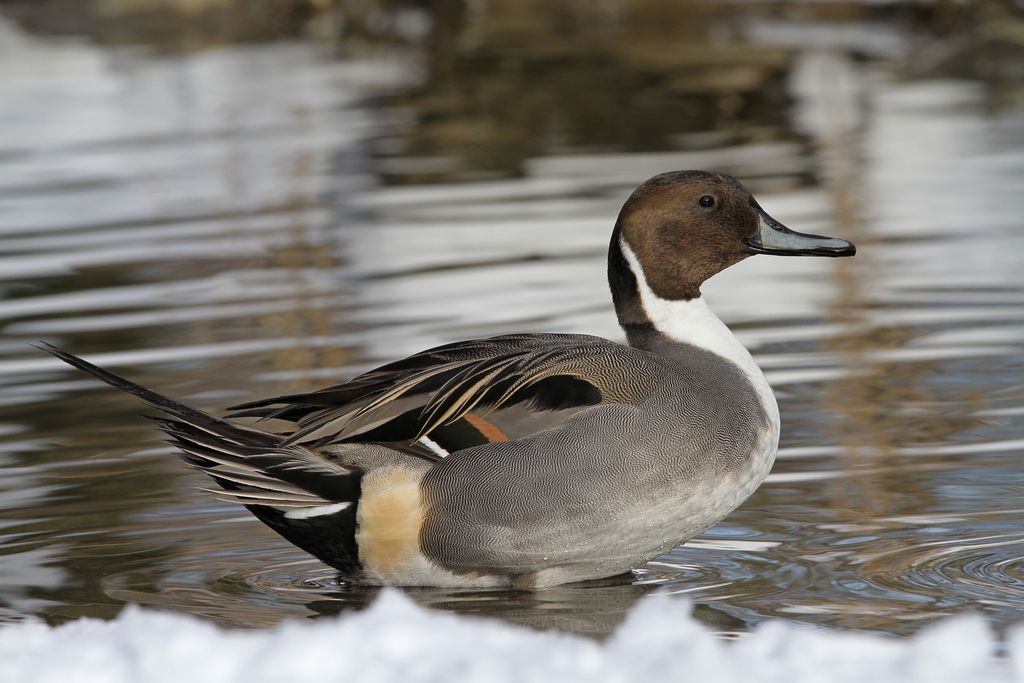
[699,195,716,208]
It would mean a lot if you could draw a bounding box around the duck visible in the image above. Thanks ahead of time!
[42,170,855,589]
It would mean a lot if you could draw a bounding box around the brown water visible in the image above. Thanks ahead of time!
[0,8,1022,638]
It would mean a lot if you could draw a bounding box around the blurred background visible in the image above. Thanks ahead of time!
[0,0,1022,639]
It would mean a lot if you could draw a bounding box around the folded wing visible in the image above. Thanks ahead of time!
[229,333,636,454]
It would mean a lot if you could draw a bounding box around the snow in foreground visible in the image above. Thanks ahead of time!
[1,590,1021,683]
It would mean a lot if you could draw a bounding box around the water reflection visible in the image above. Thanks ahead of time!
[376,1,798,183]
[0,4,1022,638]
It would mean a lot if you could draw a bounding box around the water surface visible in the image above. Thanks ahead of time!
[0,13,1022,638]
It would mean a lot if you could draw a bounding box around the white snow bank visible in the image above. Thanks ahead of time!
[1,590,1021,683]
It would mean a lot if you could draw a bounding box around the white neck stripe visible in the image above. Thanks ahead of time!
[619,237,780,428]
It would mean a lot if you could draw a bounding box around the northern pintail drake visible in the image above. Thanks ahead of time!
[43,171,854,589]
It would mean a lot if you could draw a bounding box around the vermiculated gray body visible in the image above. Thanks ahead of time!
[420,339,772,586]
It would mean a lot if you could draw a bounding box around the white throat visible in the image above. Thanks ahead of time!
[619,238,780,430]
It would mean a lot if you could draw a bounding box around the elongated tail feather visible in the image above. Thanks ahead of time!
[36,342,278,448]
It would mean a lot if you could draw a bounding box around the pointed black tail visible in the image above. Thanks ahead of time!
[38,343,364,576]
[36,342,279,448]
